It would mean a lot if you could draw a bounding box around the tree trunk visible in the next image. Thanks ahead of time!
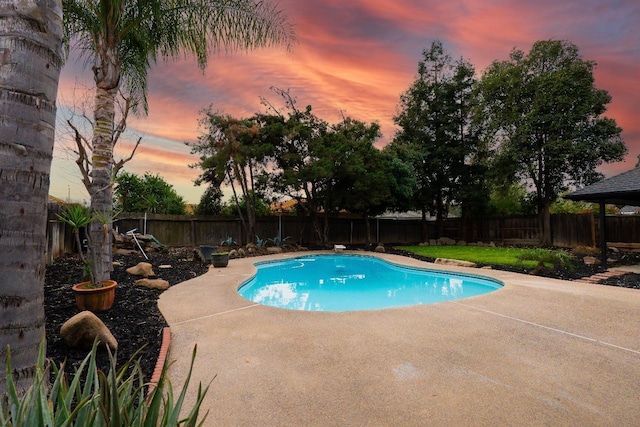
[89,84,117,282]
[435,194,445,238]
[89,40,120,282]
[0,0,63,394]
[540,202,552,247]
[364,213,371,244]
[421,207,429,242]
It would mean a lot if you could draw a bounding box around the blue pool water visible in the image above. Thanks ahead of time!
[238,255,503,312]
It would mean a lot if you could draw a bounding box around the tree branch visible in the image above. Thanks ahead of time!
[67,119,92,193]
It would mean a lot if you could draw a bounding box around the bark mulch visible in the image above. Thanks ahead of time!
[45,246,640,385]
[45,247,209,384]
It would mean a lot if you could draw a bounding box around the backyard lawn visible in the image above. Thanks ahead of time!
[396,245,570,269]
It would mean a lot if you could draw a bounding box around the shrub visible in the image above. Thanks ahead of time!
[1,341,210,426]
[517,248,576,274]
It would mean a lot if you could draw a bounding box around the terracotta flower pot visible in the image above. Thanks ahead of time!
[72,280,117,312]
[211,252,229,268]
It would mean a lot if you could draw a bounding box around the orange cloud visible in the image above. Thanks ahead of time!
[51,0,640,204]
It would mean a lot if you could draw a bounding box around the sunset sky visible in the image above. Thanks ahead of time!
[51,0,640,204]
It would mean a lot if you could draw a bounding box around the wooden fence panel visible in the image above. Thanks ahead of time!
[552,214,595,247]
[46,203,75,264]
[47,209,640,261]
[605,215,640,243]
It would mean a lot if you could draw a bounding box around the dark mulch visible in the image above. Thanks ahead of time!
[45,247,209,384]
[45,245,640,385]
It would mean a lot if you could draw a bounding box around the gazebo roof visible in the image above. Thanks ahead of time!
[564,167,640,205]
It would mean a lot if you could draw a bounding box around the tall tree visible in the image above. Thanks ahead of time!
[325,118,390,243]
[393,40,479,239]
[191,112,274,241]
[63,0,295,281]
[0,0,63,394]
[196,184,225,215]
[477,39,627,245]
[115,171,187,214]
[260,89,332,244]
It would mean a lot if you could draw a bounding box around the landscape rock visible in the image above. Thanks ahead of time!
[456,240,467,246]
[375,244,385,253]
[429,239,437,246]
[126,262,155,277]
[193,248,206,262]
[135,278,170,290]
[60,311,118,351]
[267,247,283,254]
[237,248,246,257]
[583,256,601,266]
[434,258,477,268]
[573,245,599,255]
[436,237,456,246]
[229,249,238,259]
[115,248,138,256]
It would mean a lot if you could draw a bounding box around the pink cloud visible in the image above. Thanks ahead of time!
[51,0,640,204]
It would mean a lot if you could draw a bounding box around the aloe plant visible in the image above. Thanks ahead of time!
[56,205,92,262]
[1,341,211,426]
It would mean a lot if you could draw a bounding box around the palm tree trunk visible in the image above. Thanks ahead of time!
[88,34,120,281]
[0,0,63,394]
[89,83,117,282]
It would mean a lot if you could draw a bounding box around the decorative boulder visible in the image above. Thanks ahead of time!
[267,246,283,254]
[434,258,477,268]
[375,244,385,253]
[193,248,206,263]
[135,278,170,290]
[60,311,118,351]
[436,237,456,246]
[126,262,155,277]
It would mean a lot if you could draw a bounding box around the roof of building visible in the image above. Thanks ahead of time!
[564,167,640,205]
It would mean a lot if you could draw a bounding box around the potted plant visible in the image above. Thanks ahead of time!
[211,251,229,268]
[198,245,217,262]
[57,205,118,311]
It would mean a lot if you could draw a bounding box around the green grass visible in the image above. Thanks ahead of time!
[396,245,562,269]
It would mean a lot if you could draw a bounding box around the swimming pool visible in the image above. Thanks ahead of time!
[238,254,503,312]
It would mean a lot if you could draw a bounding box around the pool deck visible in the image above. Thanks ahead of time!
[158,251,640,426]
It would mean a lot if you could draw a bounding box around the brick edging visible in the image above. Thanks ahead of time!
[148,327,171,395]
[574,269,626,284]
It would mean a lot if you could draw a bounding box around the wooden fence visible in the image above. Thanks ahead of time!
[47,208,640,262]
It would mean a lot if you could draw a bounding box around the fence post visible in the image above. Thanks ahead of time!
[589,214,596,247]
[598,202,607,268]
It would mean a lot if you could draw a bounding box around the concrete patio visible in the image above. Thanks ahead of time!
[158,251,640,426]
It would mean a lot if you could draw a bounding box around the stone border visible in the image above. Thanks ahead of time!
[147,326,171,395]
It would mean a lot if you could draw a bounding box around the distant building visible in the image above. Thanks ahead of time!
[620,205,640,215]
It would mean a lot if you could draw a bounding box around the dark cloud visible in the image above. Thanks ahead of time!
[52,0,640,203]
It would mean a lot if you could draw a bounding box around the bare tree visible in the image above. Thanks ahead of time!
[58,86,142,193]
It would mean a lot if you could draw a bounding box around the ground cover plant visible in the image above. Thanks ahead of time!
[395,245,558,268]
[393,244,640,282]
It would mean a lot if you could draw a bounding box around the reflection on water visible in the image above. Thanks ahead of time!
[239,255,501,311]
